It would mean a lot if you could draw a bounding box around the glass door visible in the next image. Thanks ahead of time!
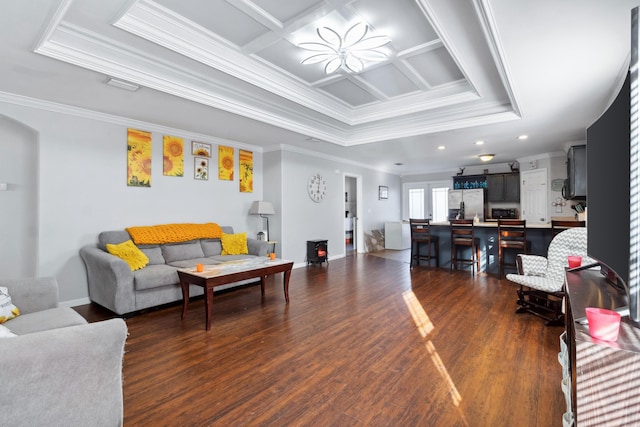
[403,181,451,221]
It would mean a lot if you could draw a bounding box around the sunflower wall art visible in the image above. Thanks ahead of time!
[163,135,184,177]
[192,141,211,157]
[127,128,152,187]
[239,149,253,193]
[218,145,234,180]
[194,157,208,180]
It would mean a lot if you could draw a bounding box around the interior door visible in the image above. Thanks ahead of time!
[520,168,548,224]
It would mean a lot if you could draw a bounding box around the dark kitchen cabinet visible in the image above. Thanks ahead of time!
[564,145,586,199]
[487,173,520,202]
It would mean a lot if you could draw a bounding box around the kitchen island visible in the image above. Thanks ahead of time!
[424,221,554,275]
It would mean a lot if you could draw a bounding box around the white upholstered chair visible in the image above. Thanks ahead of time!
[506,227,593,325]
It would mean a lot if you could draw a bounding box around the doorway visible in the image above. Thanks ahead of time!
[0,115,38,277]
[402,180,451,221]
[344,174,361,255]
[520,168,548,224]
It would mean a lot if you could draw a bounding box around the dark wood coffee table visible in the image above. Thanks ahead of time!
[177,258,294,330]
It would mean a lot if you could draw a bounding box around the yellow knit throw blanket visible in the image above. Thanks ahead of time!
[126,223,223,245]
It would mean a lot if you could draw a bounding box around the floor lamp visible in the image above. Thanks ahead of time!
[249,201,275,242]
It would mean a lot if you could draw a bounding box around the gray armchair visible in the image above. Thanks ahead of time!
[0,277,127,426]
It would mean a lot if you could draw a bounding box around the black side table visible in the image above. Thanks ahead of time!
[306,240,328,265]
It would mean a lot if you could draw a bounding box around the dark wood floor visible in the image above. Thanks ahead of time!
[76,253,565,426]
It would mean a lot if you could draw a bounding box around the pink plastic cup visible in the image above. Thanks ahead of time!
[585,307,621,341]
[567,256,582,268]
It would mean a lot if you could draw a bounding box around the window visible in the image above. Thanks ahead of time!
[432,187,449,222]
[408,188,424,218]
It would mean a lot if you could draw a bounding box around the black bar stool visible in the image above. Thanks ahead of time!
[409,218,439,268]
[498,219,527,278]
[449,219,480,275]
[551,219,585,237]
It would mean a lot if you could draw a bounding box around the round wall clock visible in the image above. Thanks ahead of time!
[307,173,327,202]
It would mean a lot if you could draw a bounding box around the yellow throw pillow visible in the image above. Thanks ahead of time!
[0,287,20,324]
[221,232,248,255]
[106,239,149,271]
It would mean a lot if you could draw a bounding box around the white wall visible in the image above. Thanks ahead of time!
[266,148,401,263]
[0,99,404,304]
[0,115,38,278]
[0,101,264,304]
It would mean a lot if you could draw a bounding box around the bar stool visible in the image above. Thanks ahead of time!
[449,219,480,275]
[551,219,585,237]
[498,219,527,278]
[409,218,439,268]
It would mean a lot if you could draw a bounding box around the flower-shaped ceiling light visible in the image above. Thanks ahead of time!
[297,22,391,75]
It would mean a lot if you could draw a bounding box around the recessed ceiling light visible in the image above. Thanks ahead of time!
[479,154,495,162]
[475,140,484,145]
[437,146,445,150]
[518,135,528,140]
[105,77,140,92]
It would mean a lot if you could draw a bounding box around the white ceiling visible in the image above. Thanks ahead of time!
[0,0,637,174]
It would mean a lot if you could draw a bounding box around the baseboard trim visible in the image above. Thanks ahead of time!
[60,297,91,308]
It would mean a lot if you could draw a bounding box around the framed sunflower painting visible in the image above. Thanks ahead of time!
[127,128,152,187]
[192,141,211,157]
[163,135,184,177]
[194,157,208,180]
[218,145,234,180]
[239,149,253,193]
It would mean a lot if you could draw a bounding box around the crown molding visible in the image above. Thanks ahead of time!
[342,104,520,146]
[275,144,396,175]
[30,0,521,149]
[115,0,507,127]
[114,0,354,123]
[33,20,518,147]
[0,91,262,152]
[472,0,522,118]
[34,21,351,144]
[348,81,478,124]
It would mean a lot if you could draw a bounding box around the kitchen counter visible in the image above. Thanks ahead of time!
[420,221,554,275]
[431,221,551,229]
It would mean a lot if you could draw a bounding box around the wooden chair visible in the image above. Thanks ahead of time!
[498,219,527,279]
[409,218,439,268]
[551,219,585,237]
[449,219,480,275]
[506,228,592,325]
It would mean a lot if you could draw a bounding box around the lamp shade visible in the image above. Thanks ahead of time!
[249,201,275,216]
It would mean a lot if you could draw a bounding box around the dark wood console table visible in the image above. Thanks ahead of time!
[564,267,640,426]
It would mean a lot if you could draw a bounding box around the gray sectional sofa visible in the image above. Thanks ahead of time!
[80,226,268,315]
[0,277,127,426]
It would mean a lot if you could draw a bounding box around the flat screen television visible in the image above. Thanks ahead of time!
[586,7,639,324]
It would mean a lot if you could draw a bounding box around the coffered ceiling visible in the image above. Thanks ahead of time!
[0,0,637,174]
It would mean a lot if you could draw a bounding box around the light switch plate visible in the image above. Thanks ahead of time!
[0,183,7,191]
